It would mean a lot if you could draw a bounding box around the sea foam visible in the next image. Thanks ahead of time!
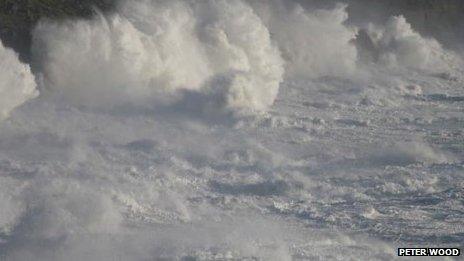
[0,41,38,120]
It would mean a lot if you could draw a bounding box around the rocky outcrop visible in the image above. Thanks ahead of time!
[0,0,115,62]
[345,0,464,49]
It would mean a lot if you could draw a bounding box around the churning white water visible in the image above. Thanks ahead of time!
[0,41,37,120]
[33,0,284,114]
[0,0,463,260]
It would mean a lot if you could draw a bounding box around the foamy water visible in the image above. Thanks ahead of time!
[0,41,37,120]
[0,0,463,260]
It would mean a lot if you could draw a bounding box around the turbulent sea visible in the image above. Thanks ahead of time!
[0,0,463,260]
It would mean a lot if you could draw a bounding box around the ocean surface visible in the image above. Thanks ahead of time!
[0,0,463,260]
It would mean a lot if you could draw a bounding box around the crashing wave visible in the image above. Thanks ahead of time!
[0,41,38,120]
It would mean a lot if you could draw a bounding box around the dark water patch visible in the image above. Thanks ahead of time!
[426,94,464,102]
[209,180,292,196]
[124,139,158,153]
[396,232,464,245]
[335,119,369,127]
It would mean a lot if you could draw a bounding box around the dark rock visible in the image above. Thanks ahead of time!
[0,0,116,62]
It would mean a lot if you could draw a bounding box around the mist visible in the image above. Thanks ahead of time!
[0,0,463,260]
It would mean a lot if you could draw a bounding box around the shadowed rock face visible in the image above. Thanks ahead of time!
[346,0,464,49]
[0,0,463,62]
[0,0,115,62]
[298,0,464,48]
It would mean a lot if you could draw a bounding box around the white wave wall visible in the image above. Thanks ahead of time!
[31,0,460,115]
[362,15,454,71]
[0,41,38,120]
[30,0,362,113]
[33,0,284,113]
[250,1,359,78]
